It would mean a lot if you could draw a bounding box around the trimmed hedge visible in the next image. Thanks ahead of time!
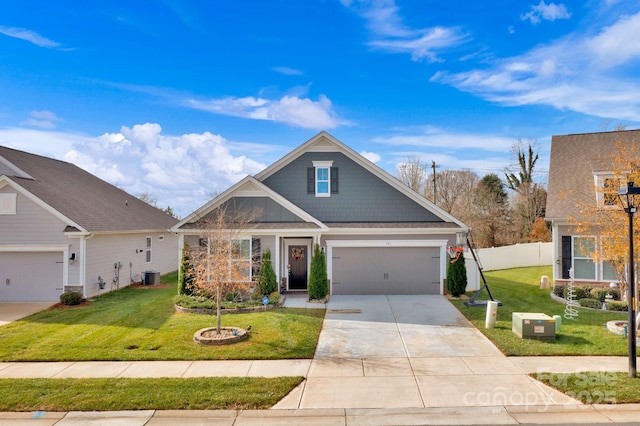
[607,301,629,312]
[60,291,83,306]
[578,298,602,309]
[553,285,566,298]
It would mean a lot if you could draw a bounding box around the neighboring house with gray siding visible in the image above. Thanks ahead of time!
[546,129,640,287]
[173,132,469,295]
[0,146,178,302]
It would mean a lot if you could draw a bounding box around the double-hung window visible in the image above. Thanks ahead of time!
[309,161,337,197]
[573,236,596,280]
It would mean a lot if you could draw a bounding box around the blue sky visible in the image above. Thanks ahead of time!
[1,0,639,217]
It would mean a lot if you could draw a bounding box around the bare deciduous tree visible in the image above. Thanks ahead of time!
[397,156,427,195]
[424,169,479,223]
[188,203,258,333]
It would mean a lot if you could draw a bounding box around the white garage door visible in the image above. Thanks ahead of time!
[331,247,441,295]
[0,252,64,301]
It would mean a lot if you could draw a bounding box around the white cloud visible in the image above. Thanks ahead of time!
[186,94,349,129]
[0,26,60,48]
[521,1,571,25]
[360,150,381,163]
[273,66,303,76]
[432,12,640,122]
[343,0,469,62]
[0,124,268,217]
[373,126,514,152]
[19,110,63,129]
[587,13,640,68]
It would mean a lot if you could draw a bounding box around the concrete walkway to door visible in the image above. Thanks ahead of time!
[275,295,579,410]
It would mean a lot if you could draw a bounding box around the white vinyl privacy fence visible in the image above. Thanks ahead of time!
[463,242,553,291]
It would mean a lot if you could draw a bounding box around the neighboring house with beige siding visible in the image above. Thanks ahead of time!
[0,146,178,302]
[546,129,640,287]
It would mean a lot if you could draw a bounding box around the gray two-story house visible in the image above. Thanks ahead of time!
[173,132,469,295]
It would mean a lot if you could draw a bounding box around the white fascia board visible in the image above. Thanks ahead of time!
[0,155,34,179]
[326,239,449,248]
[0,176,88,233]
[172,176,254,230]
[254,131,467,228]
[0,243,70,252]
[172,176,328,232]
[323,227,464,236]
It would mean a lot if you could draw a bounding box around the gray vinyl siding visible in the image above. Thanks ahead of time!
[219,197,305,223]
[84,232,178,297]
[0,188,70,244]
[262,152,442,223]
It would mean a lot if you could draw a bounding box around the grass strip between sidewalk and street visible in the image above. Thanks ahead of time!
[0,377,304,411]
[451,266,640,403]
[534,371,640,404]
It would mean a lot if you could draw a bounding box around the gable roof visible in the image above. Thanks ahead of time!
[178,131,467,231]
[546,129,640,221]
[256,131,466,227]
[0,146,178,233]
[173,176,328,231]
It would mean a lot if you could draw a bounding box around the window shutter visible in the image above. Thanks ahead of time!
[251,238,261,279]
[307,167,315,193]
[330,167,338,193]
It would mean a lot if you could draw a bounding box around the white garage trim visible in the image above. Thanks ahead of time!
[325,239,449,295]
[0,244,70,290]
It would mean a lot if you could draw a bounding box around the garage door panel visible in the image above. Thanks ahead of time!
[0,252,63,301]
[332,246,440,295]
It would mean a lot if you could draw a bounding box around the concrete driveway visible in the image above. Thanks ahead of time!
[275,295,578,410]
[0,302,54,326]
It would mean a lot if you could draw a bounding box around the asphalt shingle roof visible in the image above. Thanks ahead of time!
[0,146,178,232]
[546,129,640,221]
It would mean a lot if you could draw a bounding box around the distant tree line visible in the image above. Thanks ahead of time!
[397,138,550,248]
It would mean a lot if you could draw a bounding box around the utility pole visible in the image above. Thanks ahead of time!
[432,160,438,205]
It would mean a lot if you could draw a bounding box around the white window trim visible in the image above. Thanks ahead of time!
[312,160,333,198]
[0,193,17,215]
[229,238,252,282]
[572,235,596,280]
[593,172,620,210]
[146,236,152,263]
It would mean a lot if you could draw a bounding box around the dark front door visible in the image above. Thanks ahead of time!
[288,245,308,290]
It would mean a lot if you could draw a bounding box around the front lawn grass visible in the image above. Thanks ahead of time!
[450,266,629,356]
[535,371,639,404]
[0,377,303,411]
[0,273,325,361]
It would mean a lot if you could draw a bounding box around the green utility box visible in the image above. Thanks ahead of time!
[512,312,556,341]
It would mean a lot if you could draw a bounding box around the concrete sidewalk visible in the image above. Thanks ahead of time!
[0,294,638,424]
[2,405,640,425]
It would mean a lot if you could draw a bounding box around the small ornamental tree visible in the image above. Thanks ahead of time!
[257,249,277,295]
[446,252,468,297]
[188,203,258,333]
[178,243,195,295]
[308,244,328,300]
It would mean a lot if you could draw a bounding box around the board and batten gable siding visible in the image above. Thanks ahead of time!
[262,152,442,223]
[0,185,72,244]
[84,232,177,298]
[219,197,305,223]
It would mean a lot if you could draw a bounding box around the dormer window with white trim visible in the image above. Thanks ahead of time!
[0,193,17,215]
[308,161,338,197]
